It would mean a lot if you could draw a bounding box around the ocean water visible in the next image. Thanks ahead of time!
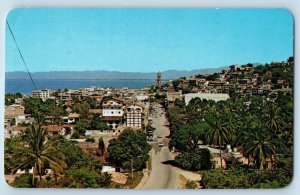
[5,79,156,94]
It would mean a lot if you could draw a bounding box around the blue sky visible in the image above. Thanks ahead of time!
[6,8,294,73]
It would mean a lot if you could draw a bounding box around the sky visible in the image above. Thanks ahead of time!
[5,8,294,73]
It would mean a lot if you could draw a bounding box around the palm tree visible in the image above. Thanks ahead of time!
[262,102,283,135]
[12,124,67,186]
[233,114,257,147]
[206,106,233,169]
[243,130,276,170]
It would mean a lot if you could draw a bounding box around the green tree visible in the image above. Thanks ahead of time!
[73,102,90,119]
[91,115,108,130]
[170,123,209,153]
[243,130,276,170]
[98,137,105,156]
[5,93,22,106]
[206,105,233,169]
[11,174,35,188]
[175,148,211,171]
[182,87,193,94]
[83,96,97,109]
[24,98,56,120]
[12,124,67,185]
[262,102,283,135]
[107,128,151,170]
[51,105,65,124]
[75,119,90,135]
[66,168,111,188]
[166,106,185,133]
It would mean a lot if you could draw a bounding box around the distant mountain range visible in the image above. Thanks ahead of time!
[5,67,229,80]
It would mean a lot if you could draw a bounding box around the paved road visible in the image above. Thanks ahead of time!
[142,104,180,189]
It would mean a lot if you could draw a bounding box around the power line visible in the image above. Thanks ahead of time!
[6,20,37,91]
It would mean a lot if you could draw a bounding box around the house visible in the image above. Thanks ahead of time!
[199,145,246,169]
[188,77,198,86]
[14,98,24,105]
[62,113,80,124]
[5,104,25,118]
[42,125,66,136]
[101,97,125,129]
[15,114,33,125]
[229,64,239,72]
[7,126,28,136]
[166,91,183,106]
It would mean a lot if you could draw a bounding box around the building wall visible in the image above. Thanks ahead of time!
[126,105,143,128]
[32,89,51,99]
[184,93,230,105]
[5,105,25,117]
[102,100,124,117]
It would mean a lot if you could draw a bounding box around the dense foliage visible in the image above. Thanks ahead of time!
[202,163,292,189]
[5,130,111,188]
[175,148,211,171]
[5,93,22,106]
[107,128,151,170]
[166,89,293,187]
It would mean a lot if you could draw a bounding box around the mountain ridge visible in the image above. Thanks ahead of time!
[5,67,229,80]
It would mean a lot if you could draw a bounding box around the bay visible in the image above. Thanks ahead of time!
[5,79,156,94]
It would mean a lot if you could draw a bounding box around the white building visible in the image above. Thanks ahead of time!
[136,95,149,102]
[15,114,33,125]
[184,93,230,105]
[32,89,53,99]
[101,97,124,129]
[125,105,144,128]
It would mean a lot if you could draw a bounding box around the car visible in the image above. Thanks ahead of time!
[158,143,164,147]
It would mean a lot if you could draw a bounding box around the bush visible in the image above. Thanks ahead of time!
[12,174,35,188]
[71,131,80,139]
[186,180,198,189]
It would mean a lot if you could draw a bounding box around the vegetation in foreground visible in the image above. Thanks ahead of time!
[5,124,150,188]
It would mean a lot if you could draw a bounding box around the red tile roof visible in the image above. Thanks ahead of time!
[42,125,65,132]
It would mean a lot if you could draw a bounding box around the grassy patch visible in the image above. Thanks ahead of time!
[126,171,144,189]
